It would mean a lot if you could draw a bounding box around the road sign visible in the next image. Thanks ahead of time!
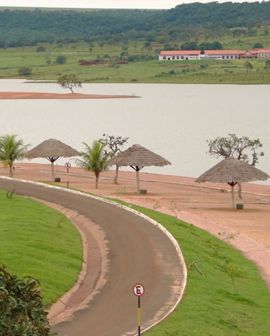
[133,283,145,297]
[133,284,145,336]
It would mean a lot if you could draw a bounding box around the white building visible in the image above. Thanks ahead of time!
[203,50,243,60]
[159,48,270,61]
[159,50,201,61]
[254,49,270,59]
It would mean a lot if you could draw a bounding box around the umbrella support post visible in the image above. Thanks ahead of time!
[231,185,235,208]
[136,168,140,193]
[51,161,55,181]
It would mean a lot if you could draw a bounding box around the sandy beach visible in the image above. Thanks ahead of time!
[1,162,270,288]
[0,92,137,99]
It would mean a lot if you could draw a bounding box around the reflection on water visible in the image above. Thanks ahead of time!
[0,80,269,179]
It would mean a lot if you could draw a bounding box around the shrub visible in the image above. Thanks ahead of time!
[18,67,32,76]
[55,55,67,64]
[36,46,46,52]
[0,266,54,336]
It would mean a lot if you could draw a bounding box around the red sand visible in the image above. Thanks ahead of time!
[1,163,270,289]
[0,92,136,99]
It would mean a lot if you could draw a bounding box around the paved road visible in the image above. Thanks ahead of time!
[0,178,185,336]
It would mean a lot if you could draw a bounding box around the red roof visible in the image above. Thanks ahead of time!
[160,50,201,56]
[204,50,244,55]
[253,48,270,53]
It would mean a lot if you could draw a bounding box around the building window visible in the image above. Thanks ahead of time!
[163,56,166,60]
[181,56,184,59]
[177,56,179,59]
[172,56,175,60]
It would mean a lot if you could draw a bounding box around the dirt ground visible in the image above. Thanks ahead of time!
[0,92,136,99]
[2,162,270,288]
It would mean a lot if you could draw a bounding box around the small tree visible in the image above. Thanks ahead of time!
[36,46,46,52]
[18,67,32,76]
[222,261,239,294]
[245,61,253,74]
[0,265,54,336]
[55,55,67,64]
[99,134,129,184]
[0,135,28,177]
[264,59,270,70]
[78,140,109,188]
[253,42,264,49]
[207,133,264,166]
[57,74,82,93]
[207,133,264,198]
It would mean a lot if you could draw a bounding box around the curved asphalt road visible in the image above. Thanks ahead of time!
[0,178,185,336]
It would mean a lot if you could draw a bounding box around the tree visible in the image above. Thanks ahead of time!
[78,140,109,188]
[57,74,82,93]
[207,133,264,198]
[55,55,67,64]
[0,135,28,177]
[245,61,253,73]
[18,67,32,76]
[181,41,198,50]
[0,265,54,336]
[264,59,270,70]
[36,45,46,52]
[253,42,264,49]
[99,134,129,184]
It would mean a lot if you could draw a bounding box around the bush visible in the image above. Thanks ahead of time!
[18,67,32,76]
[0,266,54,336]
[36,46,46,52]
[55,55,67,64]
[253,42,264,49]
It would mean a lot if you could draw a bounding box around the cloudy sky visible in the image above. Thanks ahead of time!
[0,0,259,9]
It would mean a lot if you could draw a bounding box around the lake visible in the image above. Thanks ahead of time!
[0,79,269,179]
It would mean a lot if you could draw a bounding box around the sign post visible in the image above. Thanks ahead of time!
[133,283,145,336]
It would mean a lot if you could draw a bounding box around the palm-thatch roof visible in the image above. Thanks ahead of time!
[109,144,171,168]
[196,157,269,183]
[26,139,80,159]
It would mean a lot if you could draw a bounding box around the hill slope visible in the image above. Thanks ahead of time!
[1,2,270,47]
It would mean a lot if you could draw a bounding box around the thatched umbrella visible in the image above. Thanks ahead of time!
[196,157,269,208]
[26,139,80,180]
[109,144,171,192]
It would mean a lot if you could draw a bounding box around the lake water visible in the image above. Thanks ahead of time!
[0,79,269,179]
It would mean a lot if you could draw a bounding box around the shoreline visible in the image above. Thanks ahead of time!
[0,91,138,99]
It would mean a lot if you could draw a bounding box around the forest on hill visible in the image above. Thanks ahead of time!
[1,2,270,48]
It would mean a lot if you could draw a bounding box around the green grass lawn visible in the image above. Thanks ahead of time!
[0,190,82,305]
[117,202,270,336]
[1,41,270,83]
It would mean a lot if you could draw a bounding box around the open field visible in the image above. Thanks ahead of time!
[0,189,82,305]
[1,41,270,84]
[126,205,270,336]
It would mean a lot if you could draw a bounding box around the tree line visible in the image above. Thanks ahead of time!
[1,2,270,48]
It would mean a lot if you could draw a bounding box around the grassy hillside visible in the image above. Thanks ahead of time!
[1,40,270,84]
[0,190,82,305]
[121,203,270,336]
[1,2,270,47]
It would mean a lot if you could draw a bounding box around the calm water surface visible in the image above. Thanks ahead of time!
[0,79,269,178]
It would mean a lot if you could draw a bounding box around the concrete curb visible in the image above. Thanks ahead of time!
[0,176,187,335]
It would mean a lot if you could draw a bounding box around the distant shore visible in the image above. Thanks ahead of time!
[0,92,138,100]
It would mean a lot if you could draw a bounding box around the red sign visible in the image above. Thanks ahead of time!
[133,283,145,297]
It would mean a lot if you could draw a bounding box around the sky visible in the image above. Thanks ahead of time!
[0,0,260,10]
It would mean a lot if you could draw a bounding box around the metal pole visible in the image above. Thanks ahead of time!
[137,296,141,336]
